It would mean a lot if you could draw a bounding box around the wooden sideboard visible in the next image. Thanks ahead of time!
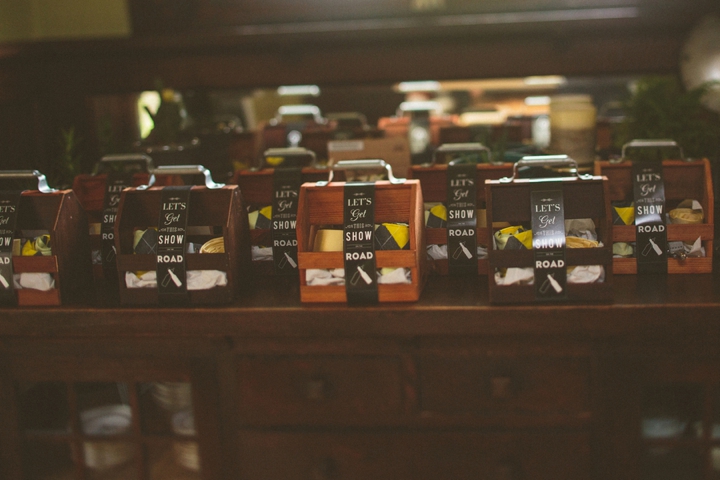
[2,272,720,479]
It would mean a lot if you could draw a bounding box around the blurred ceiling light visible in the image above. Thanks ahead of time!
[524,76,567,86]
[277,85,320,96]
[399,100,442,113]
[441,77,566,92]
[397,81,441,93]
[525,96,551,106]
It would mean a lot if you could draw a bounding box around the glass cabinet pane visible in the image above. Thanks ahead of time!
[642,384,702,440]
[22,440,75,480]
[643,446,704,480]
[17,382,70,434]
[147,440,201,480]
[82,442,139,480]
[139,382,193,435]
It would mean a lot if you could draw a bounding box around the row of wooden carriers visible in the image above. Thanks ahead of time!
[0,140,713,307]
[247,103,524,170]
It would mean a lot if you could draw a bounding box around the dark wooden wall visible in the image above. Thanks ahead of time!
[0,0,718,179]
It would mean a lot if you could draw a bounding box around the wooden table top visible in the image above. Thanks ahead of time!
[2,271,719,340]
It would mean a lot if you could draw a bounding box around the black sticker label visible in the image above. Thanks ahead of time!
[101,173,132,281]
[0,191,21,305]
[271,168,302,275]
[157,186,192,306]
[531,187,567,301]
[632,163,667,274]
[343,183,378,305]
[446,163,477,275]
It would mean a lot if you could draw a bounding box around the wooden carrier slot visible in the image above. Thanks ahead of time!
[114,185,250,306]
[72,173,179,295]
[594,159,714,274]
[408,163,514,275]
[232,168,345,276]
[10,190,93,306]
[296,180,427,303]
[485,177,614,304]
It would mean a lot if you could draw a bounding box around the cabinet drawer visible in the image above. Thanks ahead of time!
[238,432,414,480]
[237,431,591,480]
[418,356,590,415]
[236,356,404,424]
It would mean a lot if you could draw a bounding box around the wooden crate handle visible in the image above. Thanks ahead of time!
[432,142,496,166]
[137,165,224,190]
[500,155,594,183]
[316,159,405,186]
[0,170,56,193]
[617,139,685,163]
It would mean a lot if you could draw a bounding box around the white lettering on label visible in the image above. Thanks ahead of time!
[448,228,475,237]
[158,234,185,245]
[0,237,11,247]
[0,256,10,264]
[637,224,665,233]
[273,239,297,247]
[350,208,368,222]
[636,205,663,216]
[535,259,565,269]
[345,251,374,261]
[533,238,564,249]
[275,190,297,198]
[535,204,561,212]
[273,220,296,230]
[345,231,372,242]
[450,178,474,187]
[448,209,474,220]
[162,202,187,210]
[101,233,114,240]
[157,254,184,263]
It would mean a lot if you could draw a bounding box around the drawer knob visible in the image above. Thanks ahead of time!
[311,457,338,480]
[304,376,332,401]
[491,376,514,399]
[495,461,521,480]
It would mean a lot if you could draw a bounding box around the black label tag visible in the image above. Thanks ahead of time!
[271,168,302,275]
[0,191,21,305]
[157,186,192,306]
[632,163,667,274]
[343,183,378,305]
[446,163,477,275]
[101,173,132,282]
[531,187,567,301]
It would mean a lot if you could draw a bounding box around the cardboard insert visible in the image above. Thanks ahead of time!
[594,159,714,274]
[486,176,613,304]
[296,179,427,303]
[114,185,249,305]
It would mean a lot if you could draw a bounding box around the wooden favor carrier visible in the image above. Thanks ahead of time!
[232,147,345,275]
[72,154,179,291]
[408,143,514,275]
[594,140,714,274]
[297,160,427,303]
[3,170,92,306]
[486,156,613,304]
[115,165,250,306]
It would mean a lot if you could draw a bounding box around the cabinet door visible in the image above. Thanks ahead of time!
[0,340,224,480]
[602,356,720,480]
